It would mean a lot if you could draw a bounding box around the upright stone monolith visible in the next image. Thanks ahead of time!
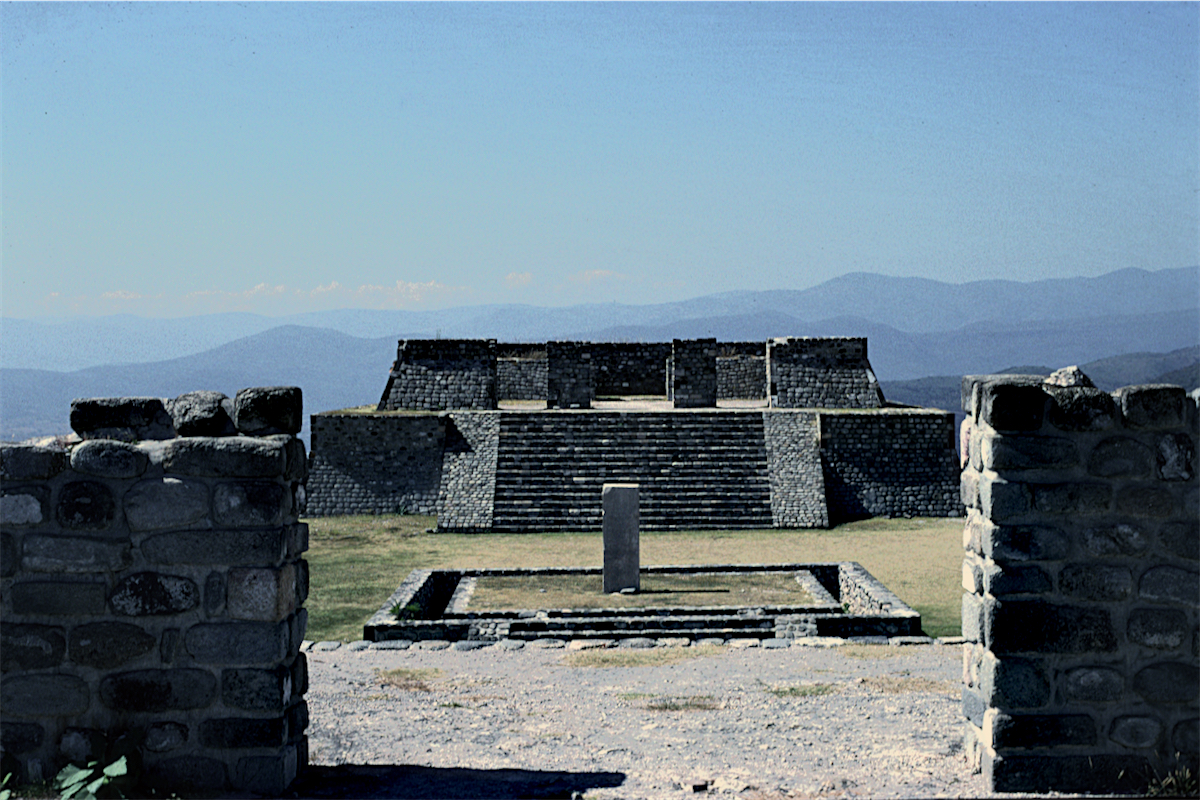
[602,483,640,593]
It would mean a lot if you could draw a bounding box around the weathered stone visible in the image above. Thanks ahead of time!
[163,437,286,478]
[1058,564,1132,601]
[287,523,309,560]
[227,565,296,621]
[58,727,106,764]
[204,570,227,615]
[1115,385,1185,430]
[960,469,979,509]
[1031,483,1111,515]
[985,524,1070,562]
[222,667,290,711]
[70,397,175,441]
[266,434,308,483]
[1044,366,1094,388]
[986,752,1148,795]
[988,601,1117,654]
[1138,566,1199,606]
[1,487,48,526]
[1,624,66,671]
[145,756,227,793]
[70,440,148,478]
[984,435,1078,471]
[963,558,983,594]
[12,580,106,615]
[962,686,987,725]
[1173,718,1199,756]
[110,572,200,616]
[291,653,308,698]
[0,443,66,480]
[70,622,156,669]
[99,669,218,712]
[1087,436,1153,478]
[1158,520,1199,561]
[979,479,1030,521]
[161,628,180,663]
[185,621,290,664]
[1,674,89,716]
[981,383,1047,433]
[1061,666,1123,702]
[286,698,308,741]
[984,564,1052,596]
[0,532,13,577]
[980,655,1049,709]
[1116,485,1176,518]
[1157,433,1195,480]
[1,721,45,754]
[290,609,308,648]
[602,483,639,593]
[56,480,116,530]
[233,386,303,435]
[962,593,985,643]
[1128,608,1188,649]
[237,746,300,796]
[1045,386,1116,432]
[124,476,210,531]
[167,391,236,437]
[141,528,287,566]
[144,721,189,753]
[991,713,1096,749]
[1082,524,1148,557]
[20,535,131,574]
[200,716,287,749]
[213,481,285,527]
[1133,662,1199,703]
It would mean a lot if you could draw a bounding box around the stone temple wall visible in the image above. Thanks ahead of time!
[718,355,767,400]
[546,342,594,409]
[959,371,1199,794]
[0,388,309,796]
[592,343,672,396]
[767,337,884,409]
[378,339,497,411]
[497,358,548,401]
[669,339,718,409]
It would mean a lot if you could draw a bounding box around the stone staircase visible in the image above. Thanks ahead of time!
[491,411,772,531]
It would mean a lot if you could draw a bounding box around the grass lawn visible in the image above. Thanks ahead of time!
[301,515,965,642]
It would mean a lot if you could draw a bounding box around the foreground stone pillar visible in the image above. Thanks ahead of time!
[602,483,640,593]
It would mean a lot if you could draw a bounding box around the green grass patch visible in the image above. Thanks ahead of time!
[643,695,721,711]
[374,667,442,691]
[468,572,815,611]
[561,645,725,669]
[302,515,964,641]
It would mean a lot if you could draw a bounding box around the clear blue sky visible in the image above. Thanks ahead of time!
[3,2,1197,318]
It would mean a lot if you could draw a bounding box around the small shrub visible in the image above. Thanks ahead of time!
[644,695,720,711]
[53,756,131,800]
[767,683,838,698]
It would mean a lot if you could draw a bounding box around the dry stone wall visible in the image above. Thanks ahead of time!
[378,339,497,411]
[592,343,672,396]
[546,342,594,409]
[767,337,884,408]
[763,411,828,527]
[669,339,718,409]
[0,388,308,796]
[497,358,548,401]
[435,412,499,532]
[959,372,1199,794]
[718,355,767,400]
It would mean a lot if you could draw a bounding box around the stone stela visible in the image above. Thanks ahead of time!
[602,483,640,593]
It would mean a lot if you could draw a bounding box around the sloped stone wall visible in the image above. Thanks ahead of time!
[959,374,1199,794]
[436,412,499,531]
[763,411,828,527]
[0,388,308,796]
[378,339,497,411]
[767,337,884,408]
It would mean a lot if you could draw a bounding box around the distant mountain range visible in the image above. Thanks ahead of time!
[2,266,1196,444]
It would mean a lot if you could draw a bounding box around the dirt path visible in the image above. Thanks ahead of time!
[289,639,997,799]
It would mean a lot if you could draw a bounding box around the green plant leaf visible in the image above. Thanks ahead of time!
[101,757,128,779]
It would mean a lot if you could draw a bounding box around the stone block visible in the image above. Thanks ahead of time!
[962,558,983,594]
[984,434,1078,471]
[21,535,132,573]
[233,386,303,435]
[70,440,148,478]
[167,391,236,437]
[144,721,189,753]
[963,511,985,555]
[141,528,287,566]
[988,600,1117,654]
[1116,485,1176,518]
[99,669,217,712]
[962,686,987,725]
[286,698,309,742]
[980,655,1050,709]
[290,609,308,649]
[986,752,1147,795]
[1138,566,1199,606]
[70,397,175,441]
[1031,483,1111,515]
[961,592,985,642]
[12,580,107,615]
[1045,386,1117,432]
[602,484,639,594]
[205,570,227,615]
[981,383,1047,433]
[1116,385,1186,430]
[1173,718,1199,756]
[1087,436,1154,478]
[58,727,106,765]
[0,531,14,577]
[124,477,210,531]
[236,746,299,795]
[1128,608,1189,649]
[1,488,47,527]
[984,564,1052,596]
[960,468,979,509]
[1,721,45,754]
[160,628,180,663]
[1158,520,1199,561]
[1110,716,1164,749]
[56,480,116,530]
[1082,524,1149,557]
[979,479,1030,521]
[1157,433,1195,480]
[222,666,291,711]
[1058,564,1132,601]
[109,572,200,616]
[144,756,228,794]
[286,522,309,559]
[290,653,308,698]
[214,480,285,527]
[0,444,66,480]
[990,713,1096,749]
[228,565,297,621]
[1061,665,1124,703]
[1,674,90,716]
[269,434,308,482]
[69,622,157,669]
[1133,662,1199,703]
[185,621,290,664]
[200,717,287,749]
[984,524,1070,562]
[163,437,286,478]
[1,624,66,671]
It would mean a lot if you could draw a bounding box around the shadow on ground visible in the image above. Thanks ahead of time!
[286,764,627,799]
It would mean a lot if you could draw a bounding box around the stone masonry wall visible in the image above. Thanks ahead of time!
[378,339,497,411]
[959,372,1199,794]
[670,339,718,409]
[497,359,548,402]
[763,411,828,527]
[592,343,672,396]
[306,413,444,516]
[436,413,500,532]
[0,388,309,796]
[767,337,884,409]
[820,409,962,522]
[546,342,594,409]
[718,355,767,400]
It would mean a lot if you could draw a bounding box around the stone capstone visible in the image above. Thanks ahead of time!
[167,391,236,437]
[70,397,175,441]
[233,387,303,435]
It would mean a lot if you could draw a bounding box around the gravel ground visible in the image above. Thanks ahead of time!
[289,638,1000,799]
